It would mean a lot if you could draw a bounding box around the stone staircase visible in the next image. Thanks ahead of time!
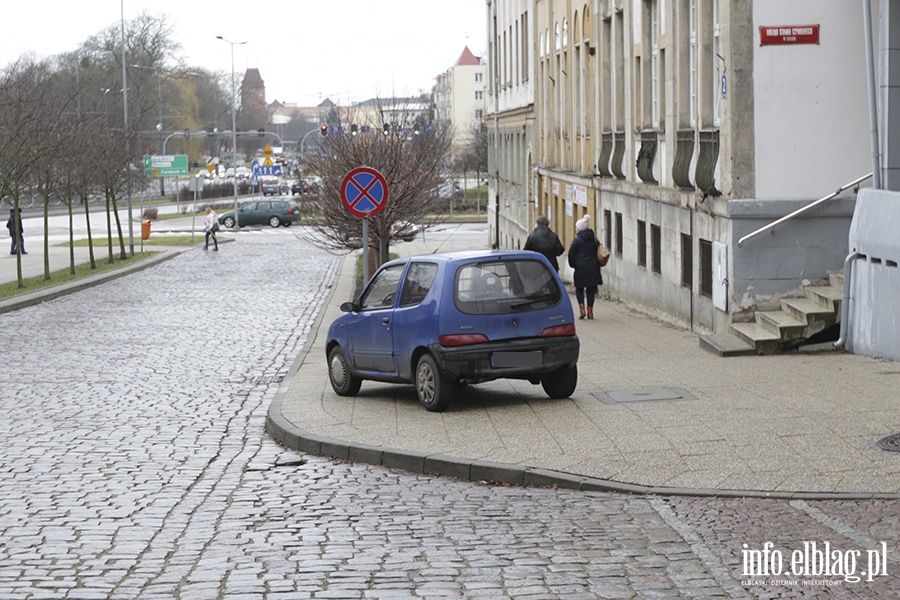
[729,273,844,354]
[700,273,845,356]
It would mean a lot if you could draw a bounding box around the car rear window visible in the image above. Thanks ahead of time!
[454,259,562,315]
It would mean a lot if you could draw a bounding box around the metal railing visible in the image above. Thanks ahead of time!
[737,173,873,247]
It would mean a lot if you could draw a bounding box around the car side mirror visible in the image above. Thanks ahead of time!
[340,301,358,313]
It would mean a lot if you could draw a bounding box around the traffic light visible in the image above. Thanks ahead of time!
[320,124,328,136]
[382,123,390,136]
[257,128,265,138]
[350,123,358,137]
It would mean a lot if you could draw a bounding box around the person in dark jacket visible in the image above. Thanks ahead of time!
[524,215,565,271]
[6,208,26,255]
[567,214,602,319]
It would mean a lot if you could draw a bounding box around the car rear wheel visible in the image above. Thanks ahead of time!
[541,364,578,399]
[268,216,281,228]
[415,354,454,412]
[223,216,235,228]
[328,346,362,396]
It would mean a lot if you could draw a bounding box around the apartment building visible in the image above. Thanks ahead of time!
[488,0,877,342]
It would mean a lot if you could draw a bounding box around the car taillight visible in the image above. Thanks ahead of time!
[542,324,576,337]
[287,208,294,215]
[440,333,489,347]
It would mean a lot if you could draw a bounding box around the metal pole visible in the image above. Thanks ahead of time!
[121,0,134,256]
[217,36,247,229]
[864,0,882,189]
[157,71,165,196]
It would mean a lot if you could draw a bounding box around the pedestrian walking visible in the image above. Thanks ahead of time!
[6,208,26,255]
[204,207,219,251]
[524,215,565,272]
[568,214,602,320]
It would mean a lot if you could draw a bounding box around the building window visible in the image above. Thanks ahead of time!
[713,0,721,126]
[681,234,692,288]
[476,72,483,83]
[615,213,623,256]
[689,0,697,128]
[475,109,483,120]
[651,224,661,274]
[604,210,612,249]
[637,220,647,267]
[699,238,713,297]
[476,91,484,100]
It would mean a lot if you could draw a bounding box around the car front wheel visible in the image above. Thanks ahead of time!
[415,354,455,412]
[541,364,578,399]
[328,346,362,396]
[223,216,235,228]
[268,216,281,228]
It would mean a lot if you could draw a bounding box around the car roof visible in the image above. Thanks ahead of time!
[382,249,547,269]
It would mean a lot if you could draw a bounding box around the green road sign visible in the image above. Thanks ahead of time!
[143,155,189,177]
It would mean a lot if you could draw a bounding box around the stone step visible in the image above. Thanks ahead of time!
[698,333,756,357]
[805,285,843,309]
[730,322,781,354]
[781,296,833,322]
[757,309,807,338]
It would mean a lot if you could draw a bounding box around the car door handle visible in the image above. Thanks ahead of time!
[382,317,390,324]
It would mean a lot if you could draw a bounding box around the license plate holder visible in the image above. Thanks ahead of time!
[491,350,543,369]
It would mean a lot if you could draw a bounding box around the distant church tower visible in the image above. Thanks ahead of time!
[239,68,267,134]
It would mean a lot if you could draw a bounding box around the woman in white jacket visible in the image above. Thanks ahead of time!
[204,207,219,251]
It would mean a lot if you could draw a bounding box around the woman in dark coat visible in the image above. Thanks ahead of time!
[567,214,603,319]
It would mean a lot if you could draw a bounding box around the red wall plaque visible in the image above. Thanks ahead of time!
[760,25,820,46]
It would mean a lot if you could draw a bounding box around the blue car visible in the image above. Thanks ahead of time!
[326,250,580,412]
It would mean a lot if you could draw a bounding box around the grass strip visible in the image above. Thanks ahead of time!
[0,252,158,299]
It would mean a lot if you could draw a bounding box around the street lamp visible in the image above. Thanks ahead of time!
[216,35,247,228]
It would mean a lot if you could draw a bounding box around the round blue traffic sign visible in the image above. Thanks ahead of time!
[340,167,389,218]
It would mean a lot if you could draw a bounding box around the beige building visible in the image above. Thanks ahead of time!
[488,0,877,348]
[435,46,487,159]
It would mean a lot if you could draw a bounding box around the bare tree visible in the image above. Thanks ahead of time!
[303,99,453,268]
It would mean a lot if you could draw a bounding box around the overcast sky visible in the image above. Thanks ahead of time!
[0,0,487,105]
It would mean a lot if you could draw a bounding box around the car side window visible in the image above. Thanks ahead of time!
[242,202,257,211]
[358,264,405,311]
[399,262,438,307]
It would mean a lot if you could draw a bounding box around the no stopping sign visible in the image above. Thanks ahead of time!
[340,167,389,217]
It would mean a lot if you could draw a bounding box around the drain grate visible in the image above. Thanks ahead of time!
[875,433,900,453]
[592,387,697,405]
[243,375,284,385]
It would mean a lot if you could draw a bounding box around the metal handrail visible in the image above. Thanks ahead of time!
[737,173,873,247]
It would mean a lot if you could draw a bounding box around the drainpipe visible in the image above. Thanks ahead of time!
[834,251,863,349]
[864,0,882,189]
[837,0,878,349]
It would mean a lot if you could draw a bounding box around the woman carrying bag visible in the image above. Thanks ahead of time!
[568,214,603,319]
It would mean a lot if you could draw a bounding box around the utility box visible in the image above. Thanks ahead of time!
[845,188,900,361]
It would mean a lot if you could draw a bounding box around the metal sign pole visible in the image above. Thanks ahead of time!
[362,217,369,284]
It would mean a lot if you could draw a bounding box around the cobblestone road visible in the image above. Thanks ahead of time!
[0,231,896,599]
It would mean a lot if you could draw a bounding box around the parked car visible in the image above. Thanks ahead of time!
[390,220,420,242]
[325,250,579,412]
[261,177,289,196]
[218,199,301,228]
[290,180,305,195]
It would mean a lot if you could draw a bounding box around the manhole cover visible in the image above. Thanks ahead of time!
[592,387,697,405]
[875,433,900,453]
